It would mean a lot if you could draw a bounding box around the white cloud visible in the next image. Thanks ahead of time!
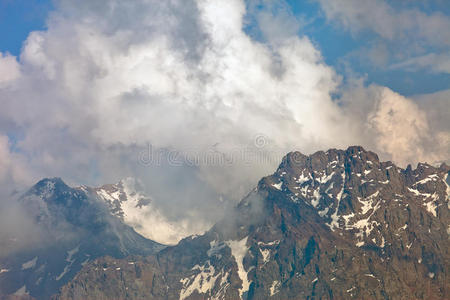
[366,87,446,166]
[5,0,353,173]
[0,0,352,237]
[0,53,20,86]
[413,89,450,131]
[391,53,450,74]
[0,0,447,241]
[340,82,449,166]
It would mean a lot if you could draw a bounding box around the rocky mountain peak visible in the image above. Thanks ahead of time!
[27,177,78,204]
[262,146,449,240]
[276,147,386,185]
[55,147,450,300]
[92,177,152,220]
[0,178,162,300]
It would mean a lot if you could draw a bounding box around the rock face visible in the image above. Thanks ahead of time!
[0,178,163,300]
[55,146,450,300]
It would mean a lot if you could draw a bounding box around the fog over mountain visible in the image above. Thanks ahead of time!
[0,0,449,248]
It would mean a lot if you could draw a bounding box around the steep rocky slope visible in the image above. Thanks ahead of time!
[56,146,450,299]
[0,178,162,300]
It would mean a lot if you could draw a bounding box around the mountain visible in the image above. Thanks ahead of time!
[91,178,195,246]
[55,146,450,299]
[0,178,163,300]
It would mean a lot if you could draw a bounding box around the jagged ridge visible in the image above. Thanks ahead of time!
[55,146,450,300]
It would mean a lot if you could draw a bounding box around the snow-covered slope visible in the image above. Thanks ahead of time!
[93,178,206,245]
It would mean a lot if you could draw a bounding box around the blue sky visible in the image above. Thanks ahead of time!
[283,0,450,96]
[1,0,449,96]
[0,0,53,55]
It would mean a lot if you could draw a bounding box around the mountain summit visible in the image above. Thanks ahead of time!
[56,146,450,300]
[0,178,162,299]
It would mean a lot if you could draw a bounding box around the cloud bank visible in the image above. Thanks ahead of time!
[0,0,448,243]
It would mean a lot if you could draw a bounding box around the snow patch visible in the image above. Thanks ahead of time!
[296,172,310,184]
[359,191,379,215]
[318,207,329,217]
[56,265,71,281]
[14,285,28,296]
[444,174,450,206]
[424,200,437,217]
[225,236,251,299]
[414,174,439,186]
[345,198,381,246]
[408,187,431,198]
[269,280,280,296]
[327,172,345,231]
[40,181,55,199]
[325,182,334,194]
[318,172,334,184]
[66,245,79,262]
[179,261,220,300]
[257,240,280,246]
[399,224,407,231]
[259,248,270,263]
[56,245,79,281]
[272,182,282,191]
[311,189,320,207]
[21,257,37,270]
[406,242,413,249]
